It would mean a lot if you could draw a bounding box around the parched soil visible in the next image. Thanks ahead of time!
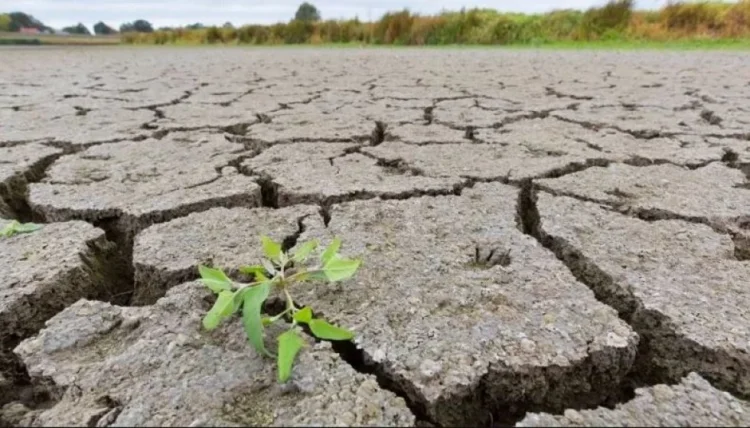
[1,46,750,427]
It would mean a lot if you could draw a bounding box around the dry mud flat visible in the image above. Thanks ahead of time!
[2,47,750,426]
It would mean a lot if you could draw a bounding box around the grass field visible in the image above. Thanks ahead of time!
[0,32,120,45]
[2,32,750,50]
[118,39,750,51]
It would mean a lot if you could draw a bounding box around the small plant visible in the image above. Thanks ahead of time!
[199,236,361,382]
[0,220,42,238]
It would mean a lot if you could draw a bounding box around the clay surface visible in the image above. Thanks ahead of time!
[12,282,415,427]
[518,373,750,427]
[3,47,750,427]
[534,193,750,396]
[0,218,118,404]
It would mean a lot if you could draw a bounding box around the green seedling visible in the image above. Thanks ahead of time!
[1,220,42,238]
[198,236,361,382]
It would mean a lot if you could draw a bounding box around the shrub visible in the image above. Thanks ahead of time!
[660,1,726,33]
[580,0,634,39]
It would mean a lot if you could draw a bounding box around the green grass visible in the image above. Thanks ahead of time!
[512,38,750,50]
[119,38,750,50]
[0,32,120,45]
[3,30,747,50]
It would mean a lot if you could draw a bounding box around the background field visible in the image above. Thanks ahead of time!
[3,1,750,48]
[0,31,119,45]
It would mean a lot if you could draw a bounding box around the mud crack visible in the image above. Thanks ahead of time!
[517,182,750,401]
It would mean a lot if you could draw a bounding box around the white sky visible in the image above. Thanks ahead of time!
[12,0,674,31]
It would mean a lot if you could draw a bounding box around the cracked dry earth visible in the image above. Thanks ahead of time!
[1,47,750,427]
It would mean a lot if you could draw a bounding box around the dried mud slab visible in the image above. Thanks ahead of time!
[0,143,63,218]
[476,118,726,167]
[242,141,360,169]
[155,103,262,131]
[1,107,154,147]
[156,92,304,131]
[552,105,727,138]
[0,219,120,404]
[241,143,464,207]
[28,132,261,246]
[518,373,750,427]
[369,85,463,100]
[432,99,524,128]
[12,282,415,427]
[533,193,750,396]
[537,162,750,222]
[385,123,468,145]
[363,141,608,182]
[349,103,427,125]
[536,162,750,258]
[246,111,375,143]
[132,205,320,304]
[293,183,637,426]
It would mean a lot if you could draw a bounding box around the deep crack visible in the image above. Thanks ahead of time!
[517,182,750,402]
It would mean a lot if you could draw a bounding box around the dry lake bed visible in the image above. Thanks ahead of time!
[2,46,750,427]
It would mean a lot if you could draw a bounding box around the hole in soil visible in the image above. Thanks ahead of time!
[257,177,279,208]
[472,245,511,268]
[371,121,387,146]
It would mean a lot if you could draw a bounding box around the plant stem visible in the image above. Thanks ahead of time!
[283,287,295,313]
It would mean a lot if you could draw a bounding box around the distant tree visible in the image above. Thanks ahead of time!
[7,12,50,31]
[132,19,154,32]
[93,21,117,35]
[294,2,321,22]
[120,19,153,33]
[223,21,234,28]
[62,23,91,35]
[186,23,204,29]
[0,14,11,31]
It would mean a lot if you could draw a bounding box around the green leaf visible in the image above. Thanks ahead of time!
[0,220,37,238]
[277,329,306,383]
[202,290,235,330]
[231,288,246,313]
[293,307,313,324]
[239,265,269,281]
[0,221,18,237]
[14,222,42,233]
[322,257,361,282]
[320,237,341,266]
[290,269,327,282]
[261,236,283,263]
[309,319,354,341]
[242,281,273,358]
[292,240,318,263]
[198,265,233,294]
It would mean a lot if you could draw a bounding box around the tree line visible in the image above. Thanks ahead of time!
[0,2,320,35]
[5,1,750,44]
[122,1,750,45]
[0,12,119,35]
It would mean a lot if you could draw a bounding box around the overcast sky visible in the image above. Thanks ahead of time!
[14,0,669,31]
